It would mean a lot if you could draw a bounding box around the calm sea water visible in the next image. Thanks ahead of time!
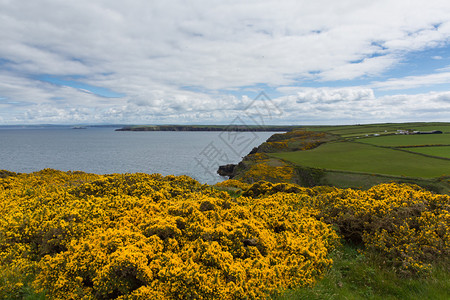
[0,127,276,184]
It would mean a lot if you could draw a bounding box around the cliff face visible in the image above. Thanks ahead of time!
[217,130,336,184]
[217,164,236,177]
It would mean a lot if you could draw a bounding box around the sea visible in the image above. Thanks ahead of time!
[0,127,277,184]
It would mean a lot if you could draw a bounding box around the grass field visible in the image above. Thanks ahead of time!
[303,122,450,136]
[318,171,447,192]
[278,245,450,300]
[359,133,450,147]
[271,141,450,178]
[327,127,399,136]
[407,145,450,159]
[410,125,450,133]
[304,125,400,135]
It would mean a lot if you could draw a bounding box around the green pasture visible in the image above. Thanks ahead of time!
[303,125,359,132]
[320,170,450,194]
[327,126,401,136]
[411,125,450,133]
[271,142,450,178]
[303,122,450,136]
[407,145,450,159]
[304,124,398,135]
[359,133,450,147]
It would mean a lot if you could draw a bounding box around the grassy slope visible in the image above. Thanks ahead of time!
[241,122,450,193]
[277,245,450,300]
[412,125,450,132]
[408,145,450,159]
[359,133,450,147]
[271,141,450,178]
[304,122,450,135]
[320,171,449,193]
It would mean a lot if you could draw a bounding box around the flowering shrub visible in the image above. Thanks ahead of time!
[242,181,311,198]
[257,141,289,152]
[241,181,449,275]
[214,179,250,191]
[256,130,329,153]
[308,183,450,274]
[236,153,297,183]
[1,169,447,299]
[0,170,338,299]
[266,130,327,143]
[301,141,323,150]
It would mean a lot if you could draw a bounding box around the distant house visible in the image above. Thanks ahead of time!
[396,129,442,135]
[416,130,443,134]
[396,130,411,135]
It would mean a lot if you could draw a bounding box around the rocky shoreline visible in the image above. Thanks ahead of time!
[217,163,237,178]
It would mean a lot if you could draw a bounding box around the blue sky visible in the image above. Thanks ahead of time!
[36,75,124,98]
[0,0,450,125]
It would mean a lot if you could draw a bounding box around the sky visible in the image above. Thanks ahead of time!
[1,0,450,125]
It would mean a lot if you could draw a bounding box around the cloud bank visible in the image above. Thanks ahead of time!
[1,0,450,124]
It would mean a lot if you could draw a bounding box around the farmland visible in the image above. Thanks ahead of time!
[271,141,450,178]
[283,123,450,180]
[408,145,450,159]
[229,122,450,194]
[359,133,450,147]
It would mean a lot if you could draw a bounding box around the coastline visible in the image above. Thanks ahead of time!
[115,125,297,132]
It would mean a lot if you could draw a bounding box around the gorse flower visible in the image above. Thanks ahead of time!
[308,183,450,274]
[236,153,297,183]
[1,170,448,298]
[0,169,337,299]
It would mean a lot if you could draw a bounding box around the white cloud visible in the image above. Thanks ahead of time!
[4,86,446,125]
[293,87,375,103]
[1,0,450,124]
[274,88,450,124]
[370,72,450,90]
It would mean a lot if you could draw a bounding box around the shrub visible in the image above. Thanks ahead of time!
[214,179,251,191]
[310,183,450,274]
[0,170,338,299]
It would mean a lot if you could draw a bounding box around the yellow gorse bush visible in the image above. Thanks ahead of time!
[237,180,449,275]
[238,153,296,183]
[257,130,329,153]
[214,179,251,191]
[302,183,449,274]
[1,169,448,299]
[0,169,338,299]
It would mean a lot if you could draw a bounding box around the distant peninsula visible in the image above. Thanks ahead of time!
[115,125,298,132]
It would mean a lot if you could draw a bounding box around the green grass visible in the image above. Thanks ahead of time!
[407,146,450,159]
[410,125,450,133]
[359,134,450,147]
[271,142,450,178]
[302,123,450,136]
[341,132,396,138]
[277,245,450,300]
[321,171,401,189]
[304,125,398,135]
[327,126,400,136]
[323,171,450,194]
